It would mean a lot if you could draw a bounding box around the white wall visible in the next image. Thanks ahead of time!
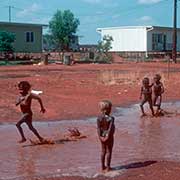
[99,27,147,52]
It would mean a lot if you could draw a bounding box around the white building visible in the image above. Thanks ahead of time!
[97,26,180,56]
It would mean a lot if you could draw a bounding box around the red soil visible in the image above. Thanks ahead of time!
[0,62,180,122]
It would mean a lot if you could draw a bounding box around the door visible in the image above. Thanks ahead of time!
[163,35,166,51]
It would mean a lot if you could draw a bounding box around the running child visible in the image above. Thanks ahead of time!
[16,81,46,143]
[97,100,115,172]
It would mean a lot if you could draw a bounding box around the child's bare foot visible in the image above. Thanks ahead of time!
[101,167,106,173]
[39,138,46,143]
[106,167,113,172]
[18,138,26,143]
[156,109,164,116]
[141,113,147,118]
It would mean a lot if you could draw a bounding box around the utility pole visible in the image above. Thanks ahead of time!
[9,6,12,22]
[172,0,177,63]
[5,6,13,22]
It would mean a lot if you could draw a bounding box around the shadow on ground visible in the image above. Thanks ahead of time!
[113,160,157,171]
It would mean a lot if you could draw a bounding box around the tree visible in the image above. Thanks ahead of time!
[95,35,113,63]
[0,31,15,52]
[97,35,113,54]
[49,9,80,51]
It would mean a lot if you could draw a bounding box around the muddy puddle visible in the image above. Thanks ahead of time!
[1,102,180,180]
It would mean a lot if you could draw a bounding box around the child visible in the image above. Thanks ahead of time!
[153,74,164,115]
[140,77,154,117]
[97,100,115,172]
[16,81,46,143]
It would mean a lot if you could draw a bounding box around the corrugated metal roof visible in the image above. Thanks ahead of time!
[0,21,48,27]
[97,25,180,32]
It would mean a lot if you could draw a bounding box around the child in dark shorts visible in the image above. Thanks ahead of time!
[97,100,115,172]
[16,81,46,143]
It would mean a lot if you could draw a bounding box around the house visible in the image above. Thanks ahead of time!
[0,22,47,53]
[97,26,180,57]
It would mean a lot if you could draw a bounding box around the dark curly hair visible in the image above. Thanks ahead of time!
[142,77,149,84]
[154,74,161,81]
[18,81,31,91]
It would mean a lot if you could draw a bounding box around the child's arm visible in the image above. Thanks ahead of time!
[149,87,152,94]
[140,87,143,99]
[97,118,106,142]
[97,118,101,138]
[105,117,114,141]
[31,94,46,113]
[15,95,28,106]
[161,82,164,94]
[149,83,154,88]
[15,97,23,106]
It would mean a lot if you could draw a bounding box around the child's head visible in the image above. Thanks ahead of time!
[99,100,112,115]
[154,74,161,82]
[142,77,150,87]
[18,81,31,94]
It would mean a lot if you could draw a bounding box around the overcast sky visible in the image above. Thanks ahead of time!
[0,0,179,44]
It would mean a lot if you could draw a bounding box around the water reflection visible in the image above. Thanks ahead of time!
[139,117,163,160]
[17,147,36,178]
[1,102,180,179]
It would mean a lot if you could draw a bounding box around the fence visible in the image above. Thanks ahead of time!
[0,52,42,61]
[1,51,180,62]
[118,51,180,60]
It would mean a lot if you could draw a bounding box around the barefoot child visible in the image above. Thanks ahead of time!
[140,77,154,117]
[16,81,46,143]
[153,74,164,115]
[97,100,115,172]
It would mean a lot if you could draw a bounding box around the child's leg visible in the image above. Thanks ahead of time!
[16,116,27,142]
[156,96,162,114]
[153,96,160,115]
[26,115,44,142]
[101,142,106,171]
[106,138,114,171]
[148,99,154,116]
[153,96,157,106]
[140,99,146,116]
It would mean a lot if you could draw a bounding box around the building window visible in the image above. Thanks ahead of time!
[152,33,164,51]
[152,34,163,43]
[26,32,34,42]
[30,32,34,42]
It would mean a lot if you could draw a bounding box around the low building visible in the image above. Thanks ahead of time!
[0,22,47,53]
[97,26,180,57]
[79,44,97,52]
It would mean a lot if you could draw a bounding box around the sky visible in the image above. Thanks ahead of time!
[0,0,179,44]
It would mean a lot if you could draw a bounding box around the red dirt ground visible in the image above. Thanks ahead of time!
[1,61,180,180]
[0,61,180,122]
